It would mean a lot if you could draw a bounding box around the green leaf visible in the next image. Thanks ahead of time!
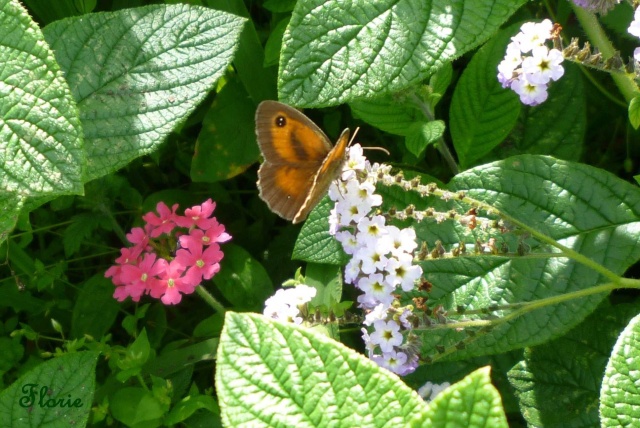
[191,78,259,182]
[143,338,218,379]
[71,274,120,339]
[415,367,508,428]
[412,155,640,358]
[110,387,167,428]
[293,197,347,264]
[507,300,640,427]
[0,194,24,245]
[629,95,640,130]
[504,63,586,161]
[43,4,246,182]
[406,120,445,158]
[450,25,521,169]
[63,212,109,257]
[0,351,99,427]
[216,312,427,427]
[0,0,84,198]
[212,244,274,311]
[279,0,526,106]
[165,393,219,425]
[600,311,640,427]
[350,94,427,137]
[264,18,290,68]
[211,0,277,102]
[117,329,152,382]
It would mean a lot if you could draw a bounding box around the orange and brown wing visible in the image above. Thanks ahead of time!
[255,101,332,166]
[292,128,350,223]
[257,161,319,222]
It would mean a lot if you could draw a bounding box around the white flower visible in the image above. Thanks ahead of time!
[370,319,403,352]
[335,230,359,254]
[356,215,388,246]
[357,274,395,308]
[521,46,564,84]
[512,19,553,53]
[497,41,523,87]
[384,252,423,291]
[363,303,389,326]
[387,225,419,256]
[510,74,549,106]
[418,381,451,401]
[629,7,640,37]
[263,285,317,324]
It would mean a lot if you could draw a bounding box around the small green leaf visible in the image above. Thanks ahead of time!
[0,351,99,427]
[415,367,508,428]
[628,95,640,129]
[293,197,347,264]
[279,0,527,106]
[406,120,445,158]
[216,312,426,427]
[43,4,246,182]
[71,275,120,339]
[111,387,167,428]
[117,329,151,381]
[63,212,109,257]
[213,244,274,311]
[600,312,640,427]
[450,25,521,169]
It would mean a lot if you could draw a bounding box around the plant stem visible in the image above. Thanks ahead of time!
[196,285,226,314]
[412,93,460,175]
[571,4,640,103]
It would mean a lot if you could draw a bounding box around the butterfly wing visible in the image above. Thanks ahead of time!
[292,128,350,223]
[256,101,335,222]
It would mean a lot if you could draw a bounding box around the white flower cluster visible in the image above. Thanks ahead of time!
[328,145,423,309]
[498,19,565,106]
[328,144,423,375]
[263,285,316,325]
[628,8,640,61]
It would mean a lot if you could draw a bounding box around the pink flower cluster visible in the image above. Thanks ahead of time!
[105,199,231,305]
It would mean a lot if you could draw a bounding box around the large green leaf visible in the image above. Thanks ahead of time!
[0,0,84,199]
[600,311,640,427]
[43,4,246,181]
[413,155,640,358]
[415,367,508,428]
[217,312,508,427]
[450,25,521,169]
[508,300,640,427]
[502,63,586,162]
[279,0,526,106]
[0,351,99,427]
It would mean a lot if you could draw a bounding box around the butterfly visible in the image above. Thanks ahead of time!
[255,101,351,224]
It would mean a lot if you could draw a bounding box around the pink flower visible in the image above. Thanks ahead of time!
[126,227,150,249]
[175,238,223,282]
[150,260,199,305]
[143,202,179,237]
[120,253,167,301]
[175,199,218,230]
[106,199,231,305]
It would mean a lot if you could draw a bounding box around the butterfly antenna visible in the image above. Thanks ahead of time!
[362,146,390,155]
[347,127,390,155]
[347,127,360,146]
